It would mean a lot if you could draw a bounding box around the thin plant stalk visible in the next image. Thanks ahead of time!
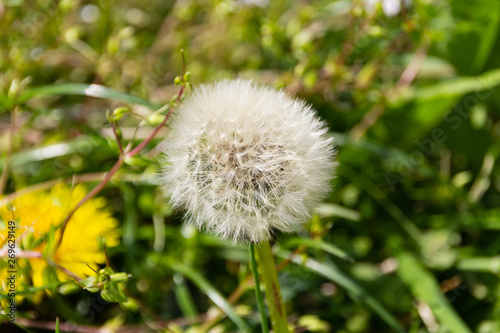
[255,241,289,333]
[249,242,270,333]
[0,107,17,196]
[58,76,186,241]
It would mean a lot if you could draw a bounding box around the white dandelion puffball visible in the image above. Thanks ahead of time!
[160,79,336,243]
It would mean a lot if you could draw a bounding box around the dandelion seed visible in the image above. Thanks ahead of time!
[160,79,336,243]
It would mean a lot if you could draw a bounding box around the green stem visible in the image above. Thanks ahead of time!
[255,241,290,333]
[250,242,270,333]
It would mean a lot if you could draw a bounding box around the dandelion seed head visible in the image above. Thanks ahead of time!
[160,79,336,243]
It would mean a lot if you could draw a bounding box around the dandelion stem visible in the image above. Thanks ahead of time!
[255,241,289,333]
[250,242,270,333]
[196,245,305,332]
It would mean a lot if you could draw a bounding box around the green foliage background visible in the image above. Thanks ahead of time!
[1,0,500,332]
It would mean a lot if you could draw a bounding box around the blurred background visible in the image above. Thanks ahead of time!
[1,0,500,332]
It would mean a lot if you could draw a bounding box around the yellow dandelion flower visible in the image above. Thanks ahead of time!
[0,184,119,302]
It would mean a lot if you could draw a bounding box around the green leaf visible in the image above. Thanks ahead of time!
[121,184,138,275]
[456,256,500,273]
[395,68,500,103]
[19,83,161,110]
[173,273,198,318]
[397,252,472,333]
[42,223,58,259]
[382,68,500,146]
[314,203,361,222]
[123,155,154,167]
[283,237,354,262]
[447,0,500,74]
[0,281,67,300]
[278,250,405,333]
[170,261,252,333]
[0,137,102,169]
[460,209,500,230]
[340,165,424,245]
[332,132,435,176]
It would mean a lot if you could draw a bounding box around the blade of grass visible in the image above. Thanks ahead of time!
[0,281,68,300]
[278,249,405,333]
[283,237,354,262]
[393,68,500,103]
[0,108,16,196]
[0,138,101,169]
[314,202,361,221]
[152,210,166,252]
[173,273,198,318]
[121,184,138,275]
[19,83,161,110]
[398,252,472,333]
[170,261,252,333]
[456,256,500,273]
[461,210,500,230]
